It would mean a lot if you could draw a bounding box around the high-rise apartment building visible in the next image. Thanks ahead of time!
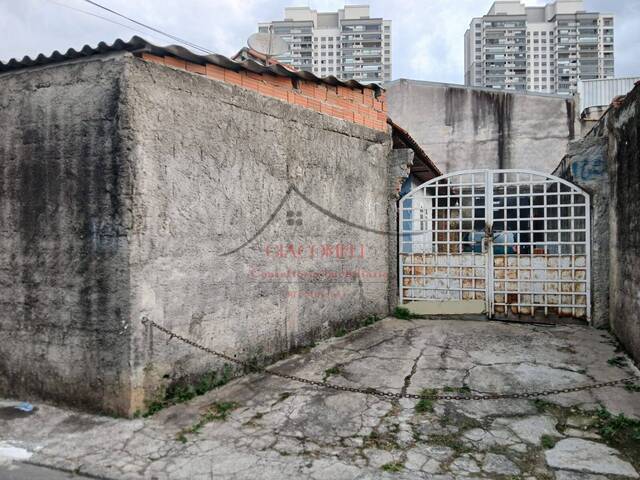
[464,0,614,94]
[258,5,391,84]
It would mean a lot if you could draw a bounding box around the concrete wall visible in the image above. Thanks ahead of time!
[607,84,640,362]
[386,79,578,174]
[553,132,609,328]
[0,53,395,415]
[0,54,135,414]
[553,83,640,361]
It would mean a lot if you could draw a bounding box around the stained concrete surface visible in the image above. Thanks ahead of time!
[0,53,393,415]
[0,462,94,480]
[1,317,639,480]
[385,80,577,174]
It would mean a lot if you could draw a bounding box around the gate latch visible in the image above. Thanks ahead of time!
[483,223,493,252]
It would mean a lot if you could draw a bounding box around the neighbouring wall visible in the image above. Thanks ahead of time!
[0,53,395,415]
[386,79,577,174]
[607,84,640,362]
[553,131,609,328]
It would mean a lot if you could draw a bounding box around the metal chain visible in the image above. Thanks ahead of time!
[142,318,638,401]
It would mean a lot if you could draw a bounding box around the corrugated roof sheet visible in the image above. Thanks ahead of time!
[577,77,640,112]
[0,35,382,93]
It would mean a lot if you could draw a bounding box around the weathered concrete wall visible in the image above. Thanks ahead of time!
[126,58,392,412]
[386,149,414,312]
[0,54,135,414]
[386,79,577,173]
[607,84,640,362]
[0,53,394,414]
[553,131,609,328]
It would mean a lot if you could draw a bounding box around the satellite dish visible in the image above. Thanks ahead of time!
[248,31,289,57]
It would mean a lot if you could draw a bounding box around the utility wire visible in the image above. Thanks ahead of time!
[81,0,215,54]
[43,0,168,45]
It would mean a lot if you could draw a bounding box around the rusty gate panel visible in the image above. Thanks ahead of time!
[399,169,591,324]
[401,253,486,301]
[492,254,588,320]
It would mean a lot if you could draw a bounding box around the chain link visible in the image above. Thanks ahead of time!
[142,318,638,401]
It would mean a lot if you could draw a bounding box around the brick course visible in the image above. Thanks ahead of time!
[140,53,387,132]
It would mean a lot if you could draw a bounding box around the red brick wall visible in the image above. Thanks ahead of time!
[140,53,388,132]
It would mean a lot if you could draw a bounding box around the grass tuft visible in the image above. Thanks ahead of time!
[334,327,347,337]
[595,407,640,441]
[607,356,627,368]
[175,401,239,442]
[540,434,557,449]
[442,385,472,394]
[393,306,416,320]
[428,433,471,454]
[380,461,404,472]
[323,365,342,381]
[363,314,381,326]
[415,388,437,414]
[144,364,234,417]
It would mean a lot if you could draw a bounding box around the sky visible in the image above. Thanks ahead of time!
[0,0,638,84]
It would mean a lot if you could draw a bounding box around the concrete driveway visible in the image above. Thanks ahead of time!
[1,317,639,479]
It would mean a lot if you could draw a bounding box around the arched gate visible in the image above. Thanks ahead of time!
[399,170,591,323]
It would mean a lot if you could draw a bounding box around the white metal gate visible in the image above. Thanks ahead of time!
[399,169,591,323]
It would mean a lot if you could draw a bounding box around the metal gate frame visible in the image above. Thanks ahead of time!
[399,169,591,323]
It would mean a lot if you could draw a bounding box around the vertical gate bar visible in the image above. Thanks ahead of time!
[585,193,592,323]
[543,181,548,317]
[556,188,561,317]
[486,170,494,318]
[399,197,404,306]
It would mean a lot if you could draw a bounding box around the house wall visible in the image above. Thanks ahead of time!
[0,53,395,415]
[386,79,578,174]
[0,54,135,414]
[607,84,640,362]
[127,56,393,413]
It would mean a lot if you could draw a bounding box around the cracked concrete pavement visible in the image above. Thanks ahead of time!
[1,317,639,480]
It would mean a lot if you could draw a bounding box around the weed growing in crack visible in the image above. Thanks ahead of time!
[428,433,471,454]
[535,473,554,480]
[175,402,239,442]
[323,365,342,381]
[442,385,472,394]
[415,388,437,414]
[440,411,483,431]
[540,434,557,449]
[380,461,404,472]
[393,306,419,320]
[364,429,400,451]
[533,399,555,413]
[529,401,640,471]
[144,364,234,417]
[244,411,265,427]
[334,327,348,337]
[624,383,640,393]
[595,407,640,442]
[288,342,316,356]
[363,314,381,326]
[607,356,627,368]
[278,392,292,402]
